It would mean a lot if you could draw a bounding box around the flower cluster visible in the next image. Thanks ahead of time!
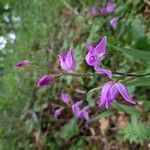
[54,94,89,120]
[91,1,119,30]
[15,1,136,121]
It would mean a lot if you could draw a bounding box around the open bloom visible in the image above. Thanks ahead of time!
[99,81,136,109]
[91,7,99,16]
[61,93,71,104]
[58,48,76,71]
[72,101,89,121]
[15,60,31,68]
[110,17,119,30]
[101,1,116,15]
[37,75,53,88]
[78,106,90,121]
[85,36,107,66]
[54,108,63,118]
[85,36,112,78]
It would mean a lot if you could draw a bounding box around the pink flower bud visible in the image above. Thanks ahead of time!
[37,75,53,88]
[58,48,76,72]
[15,60,31,68]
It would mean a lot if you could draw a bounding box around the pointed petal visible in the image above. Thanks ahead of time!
[58,54,70,71]
[101,7,106,15]
[37,75,53,88]
[110,17,118,30]
[94,66,112,78]
[95,36,107,54]
[87,44,95,54]
[54,108,63,118]
[106,2,116,13]
[15,60,31,68]
[116,83,136,104]
[99,81,114,108]
[61,93,71,104]
[66,48,76,71]
[91,7,99,15]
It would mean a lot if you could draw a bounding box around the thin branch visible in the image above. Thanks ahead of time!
[60,71,150,78]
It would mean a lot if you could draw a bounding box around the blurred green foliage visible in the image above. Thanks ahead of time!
[0,0,150,149]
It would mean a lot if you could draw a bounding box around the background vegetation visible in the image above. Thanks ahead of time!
[0,0,150,149]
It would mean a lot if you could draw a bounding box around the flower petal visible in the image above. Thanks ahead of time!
[58,54,70,71]
[94,66,112,78]
[95,36,107,54]
[106,2,116,13]
[99,81,114,108]
[61,93,71,104]
[91,7,99,15]
[15,60,31,68]
[37,75,53,88]
[54,108,63,118]
[116,83,136,104]
[66,48,76,71]
[110,17,119,30]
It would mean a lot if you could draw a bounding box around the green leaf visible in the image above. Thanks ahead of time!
[130,17,145,42]
[59,118,79,139]
[109,45,150,62]
[88,111,113,122]
[126,77,150,87]
[111,103,140,115]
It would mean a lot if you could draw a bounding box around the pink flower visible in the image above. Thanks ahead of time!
[15,60,31,68]
[61,93,71,104]
[91,7,99,16]
[58,48,76,71]
[110,17,119,30]
[85,36,107,67]
[106,2,116,13]
[101,1,116,15]
[85,36,112,78]
[78,106,90,121]
[54,108,63,118]
[99,81,136,109]
[71,100,83,115]
[72,101,90,121]
[37,75,53,88]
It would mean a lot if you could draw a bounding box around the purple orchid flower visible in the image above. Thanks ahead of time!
[85,36,107,66]
[54,108,63,118]
[99,81,136,109]
[61,92,71,104]
[37,75,53,88]
[91,7,99,16]
[72,101,89,121]
[58,48,76,72]
[106,1,116,13]
[110,17,119,30]
[85,36,112,78]
[78,106,90,121]
[101,1,116,15]
[15,60,31,68]
[71,100,83,115]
